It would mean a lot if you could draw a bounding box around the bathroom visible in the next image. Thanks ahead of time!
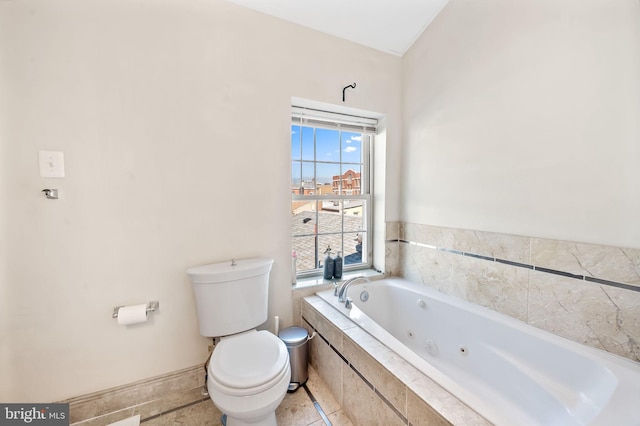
[1,0,639,424]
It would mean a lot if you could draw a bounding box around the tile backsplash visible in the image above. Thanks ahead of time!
[385,222,640,362]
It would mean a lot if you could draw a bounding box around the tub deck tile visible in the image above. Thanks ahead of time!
[342,318,426,386]
[309,297,359,331]
[342,334,407,416]
[406,377,490,426]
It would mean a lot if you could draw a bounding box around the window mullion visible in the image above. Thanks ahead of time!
[298,122,303,193]
[313,128,319,269]
[338,129,344,257]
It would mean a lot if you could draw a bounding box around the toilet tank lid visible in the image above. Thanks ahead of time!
[187,258,274,284]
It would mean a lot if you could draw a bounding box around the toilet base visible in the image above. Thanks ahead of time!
[223,411,276,426]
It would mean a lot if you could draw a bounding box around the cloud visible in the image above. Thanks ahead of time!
[344,146,357,153]
[350,135,362,142]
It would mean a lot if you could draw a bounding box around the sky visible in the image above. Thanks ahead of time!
[291,125,363,185]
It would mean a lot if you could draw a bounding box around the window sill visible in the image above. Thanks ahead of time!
[292,268,384,291]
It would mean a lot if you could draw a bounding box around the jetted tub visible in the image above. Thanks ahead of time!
[316,277,640,425]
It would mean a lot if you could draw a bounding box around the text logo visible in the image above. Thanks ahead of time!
[1,404,69,425]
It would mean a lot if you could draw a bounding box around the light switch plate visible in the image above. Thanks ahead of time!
[39,151,65,178]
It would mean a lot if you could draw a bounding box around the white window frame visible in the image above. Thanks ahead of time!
[291,105,377,278]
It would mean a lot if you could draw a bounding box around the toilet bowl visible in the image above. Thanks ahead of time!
[186,258,290,425]
[208,330,291,426]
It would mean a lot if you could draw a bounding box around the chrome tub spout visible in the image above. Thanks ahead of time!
[337,276,370,304]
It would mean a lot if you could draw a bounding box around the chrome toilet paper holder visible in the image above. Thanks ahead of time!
[112,301,159,319]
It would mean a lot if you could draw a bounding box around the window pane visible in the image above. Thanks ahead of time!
[301,126,315,161]
[316,163,340,192]
[315,181,333,196]
[300,162,315,194]
[316,128,340,163]
[318,234,342,267]
[343,232,365,265]
[292,162,316,195]
[339,165,362,195]
[343,199,365,232]
[292,202,316,237]
[293,235,318,271]
[341,131,362,164]
[316,200,342,235]
[291,161,301,192]
[291,125,301,160]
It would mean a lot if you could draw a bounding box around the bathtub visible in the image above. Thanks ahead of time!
[316,277,640,425]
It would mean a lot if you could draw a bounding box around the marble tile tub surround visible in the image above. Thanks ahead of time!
[301,296,489,426]
[392,222,640,362]
[385,221,401,277]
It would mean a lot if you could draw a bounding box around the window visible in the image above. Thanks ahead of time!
[291,106,377,277]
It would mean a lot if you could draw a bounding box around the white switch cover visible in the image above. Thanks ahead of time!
[39,151,65,177]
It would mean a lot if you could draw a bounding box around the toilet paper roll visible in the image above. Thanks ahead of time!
[117,304,148,325]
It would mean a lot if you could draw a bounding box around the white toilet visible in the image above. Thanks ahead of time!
[187,258,290,426]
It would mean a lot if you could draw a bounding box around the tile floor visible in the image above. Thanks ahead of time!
[140,366,353,426]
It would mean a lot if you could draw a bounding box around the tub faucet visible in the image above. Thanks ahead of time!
[337,276,370,304]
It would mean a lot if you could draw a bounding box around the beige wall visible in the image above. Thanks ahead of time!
[398,0,640,366]
[0,0,402,401]
[402,0,640,249]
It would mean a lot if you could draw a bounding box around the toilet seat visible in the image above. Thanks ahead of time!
[209,330,289,396]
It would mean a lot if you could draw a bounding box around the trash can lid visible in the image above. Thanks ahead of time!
[278,326,308,345]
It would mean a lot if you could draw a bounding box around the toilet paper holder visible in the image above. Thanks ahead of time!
[112,301,159,319]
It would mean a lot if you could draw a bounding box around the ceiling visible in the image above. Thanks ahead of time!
[224,0,450,56]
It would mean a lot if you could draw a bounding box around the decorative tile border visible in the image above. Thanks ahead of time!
[392,239,640,293]
[530,238,640,285]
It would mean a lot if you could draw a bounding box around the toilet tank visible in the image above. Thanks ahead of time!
[187,258,274,337]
